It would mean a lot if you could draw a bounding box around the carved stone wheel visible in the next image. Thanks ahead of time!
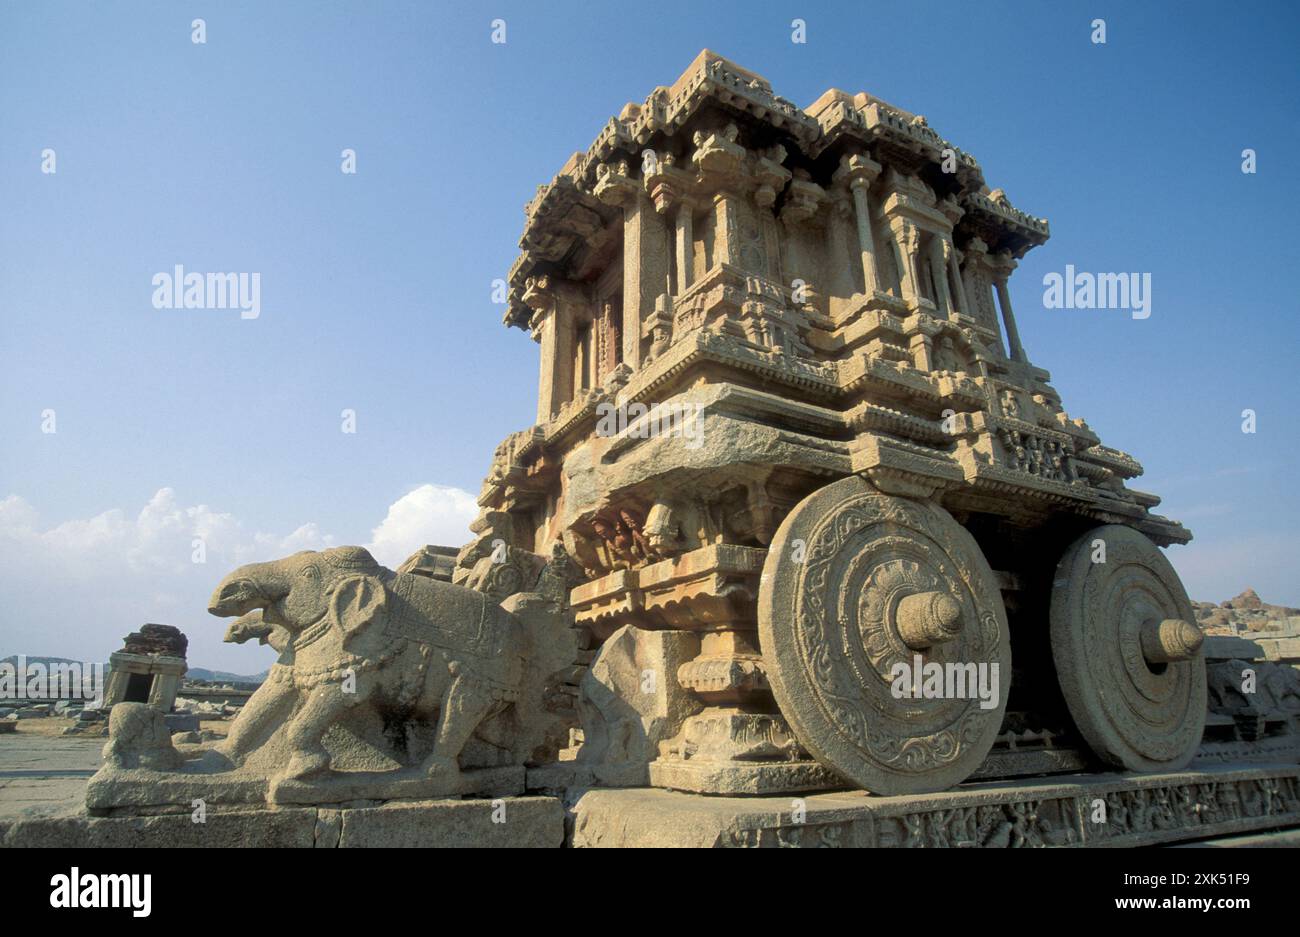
[1050,525,1207,773]
[757,476,1011,795]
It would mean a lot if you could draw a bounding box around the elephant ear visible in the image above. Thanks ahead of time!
[327,574,388,649]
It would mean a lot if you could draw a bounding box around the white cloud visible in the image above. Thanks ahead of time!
[365,484,478,569]
[0,489,314,578]
[273,522,337,555]
[0,495,40,531]
[0,484,477,672]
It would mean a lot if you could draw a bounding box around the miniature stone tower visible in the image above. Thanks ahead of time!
[102,623,188,713]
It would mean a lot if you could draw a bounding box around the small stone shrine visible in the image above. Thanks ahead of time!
[102,624,189,714]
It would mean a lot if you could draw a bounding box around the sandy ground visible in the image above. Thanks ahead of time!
[0,720,104,820]
[0,717,229,821]
[4,717,94,739]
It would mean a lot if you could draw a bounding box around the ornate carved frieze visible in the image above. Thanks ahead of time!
[710,770,1300,848]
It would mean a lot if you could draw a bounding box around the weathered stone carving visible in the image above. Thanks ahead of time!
[87,546,572,808]
[477,50,1205,797]
[224,608,287,652]
[1051,526,1206,771]
[204,546,528,788]
[102,704,183,771]
[1195,593,1300,768]
[102,624,189,713]
[570,767,1300,848]
[758,476,1010,794]
[569,624,702,787]
[121,623,188,658]
[396,544,458,582]
[1206,657,1300,741]
[462,543,547,602]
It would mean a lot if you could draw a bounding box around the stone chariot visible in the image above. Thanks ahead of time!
[477,50,1205,798]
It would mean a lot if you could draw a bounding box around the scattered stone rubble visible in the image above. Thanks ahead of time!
[121,623,189,658]
[172,697,240,719]
[1193,590,1300,765]
[1194,589,1300,654]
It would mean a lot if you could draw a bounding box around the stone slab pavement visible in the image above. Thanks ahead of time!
[0,729,103,821]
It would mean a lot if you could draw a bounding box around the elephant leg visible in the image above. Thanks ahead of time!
[422,671,496,782]
[280,682,360,780]
[220,677,297,765]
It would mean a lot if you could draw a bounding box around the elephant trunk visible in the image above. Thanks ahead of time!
[208,561,286,617]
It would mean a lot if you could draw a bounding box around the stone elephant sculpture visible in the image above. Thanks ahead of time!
[223,609,288,652]
[207,545,527,786]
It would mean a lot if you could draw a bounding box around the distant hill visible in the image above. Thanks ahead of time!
[185,667,267,685]
[2,655,264,686]
[1,655,102,669]
[1194,589,1300,635]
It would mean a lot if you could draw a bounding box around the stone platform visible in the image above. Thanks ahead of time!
[568,763,1300,847]
[1,796,564,848]
[6,730,1298,847]
[86,761,525,811]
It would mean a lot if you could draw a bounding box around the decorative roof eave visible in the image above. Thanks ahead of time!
[506,173,622,329]
[573,51,822,191]
[808,97,984,191]
[518,174,618,257]
[503,51,1056,324]
[609,52,817,150]
[958,189,1051,258]
[1078,443,1144,479]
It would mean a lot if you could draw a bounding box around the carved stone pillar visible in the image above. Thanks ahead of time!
[992,252,1028,363]
[146,661,186,712]
[674,201,694,294]
[779,176,827,311]
[960,237,1002,343]
[711,191,745,269]
[825,197,859,310]
[938,197,968,318]
[945,239,969,316]
[889,219,923,307]
[850,180,880,295]
[835,153,884,296]
[524,276,571,423]
[909,332,935,372]
[595,299,622,384]
[753,146,791,284]
[622,192,671,369]
[927,234,953,317]
[644,292,674,361]
[596,161,670,372]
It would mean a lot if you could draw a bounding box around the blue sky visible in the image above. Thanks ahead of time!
[2,0,1298,671]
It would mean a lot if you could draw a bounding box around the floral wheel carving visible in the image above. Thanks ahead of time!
[757,476,1010,795]
[1050,525,1206,772]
